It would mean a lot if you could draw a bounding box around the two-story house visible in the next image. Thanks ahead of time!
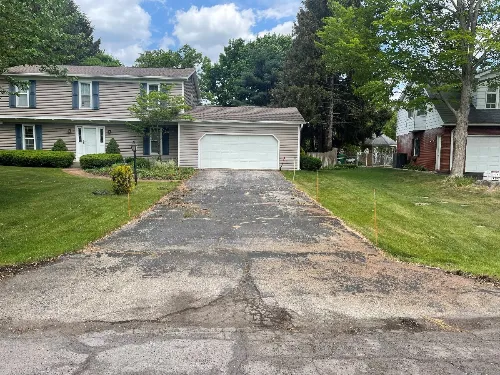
[396,72,500,173]
[0,65,304,170]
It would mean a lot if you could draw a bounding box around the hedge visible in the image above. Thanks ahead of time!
[0,150,75,168]
[80,153,123,169]
[300,155,323,171]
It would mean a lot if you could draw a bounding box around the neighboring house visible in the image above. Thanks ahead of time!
[396,72,500,173]
[0,65,304,170]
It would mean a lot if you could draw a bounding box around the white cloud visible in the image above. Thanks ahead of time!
[258,21,294,37]
[74,0,151,65]
[258,1,301,20]
[173,4,256,61]
[159,33,176,50]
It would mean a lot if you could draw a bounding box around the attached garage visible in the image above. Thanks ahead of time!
[466,136,500,172]
[199,134,279,170]
[178,106,305,171]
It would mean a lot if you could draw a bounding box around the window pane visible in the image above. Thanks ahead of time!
[24,126,34,138]
[25,139,35,150]
[81,95,91,108]
[81,83,90,95]
[18,93,29,107]
[149,84,159,92]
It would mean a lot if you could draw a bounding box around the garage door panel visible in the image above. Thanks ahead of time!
[200,134,278,170]
[466,136,500,172]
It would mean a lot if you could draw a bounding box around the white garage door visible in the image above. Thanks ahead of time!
[466,136,500,172]
[199,134,279,170]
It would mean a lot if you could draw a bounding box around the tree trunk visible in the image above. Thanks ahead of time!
[325,76,335,151]
[450,71,472,177]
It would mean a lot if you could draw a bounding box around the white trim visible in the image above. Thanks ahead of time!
[177,123,180,166]
[297,125,301,170]
[485,86,499,109]
[22,124,36,150]
[450,129,455,170]
[75,125,106,159]
[146,82,161,94]
[435,135,442,170]
[78,81,93,109]
[197,133,280,170]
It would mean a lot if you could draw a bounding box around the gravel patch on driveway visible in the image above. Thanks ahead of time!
[0,170,499,374]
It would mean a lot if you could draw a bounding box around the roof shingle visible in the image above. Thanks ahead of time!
[186,106,305,123]
[6,65,195,79]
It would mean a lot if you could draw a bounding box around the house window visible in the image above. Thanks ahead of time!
[23,125,36,150]
[150,128,161,155]
[16,85,29,108]
[80,82,92,108]
[148,83,159,94]
[486,87,497,109]
[413,137,420,157]
[417,108,426,116]
[408,109,415,119]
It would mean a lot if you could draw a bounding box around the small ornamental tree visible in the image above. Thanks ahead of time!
[52,139,68,151]
[106,137,121,154]
[128,84,192,160]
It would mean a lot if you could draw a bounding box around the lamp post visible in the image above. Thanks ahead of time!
[131,141,138,185]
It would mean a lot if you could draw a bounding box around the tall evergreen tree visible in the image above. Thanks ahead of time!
[273,0,388,151]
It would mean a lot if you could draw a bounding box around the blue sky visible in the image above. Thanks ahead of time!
[74,0,300,65]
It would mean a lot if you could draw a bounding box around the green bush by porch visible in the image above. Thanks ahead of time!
[0,150,75,168]
[0,166,179,266]
[80,153,123,169]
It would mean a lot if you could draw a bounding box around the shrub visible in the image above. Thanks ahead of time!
[110,165,134,195]
[124,156,151,169]
[300,155,323,171]
[51,139,68,151]
[106,138,121,154]
[80,154,123,169]
[0,150,74,168]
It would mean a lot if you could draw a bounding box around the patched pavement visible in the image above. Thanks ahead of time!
[0,170,499,374]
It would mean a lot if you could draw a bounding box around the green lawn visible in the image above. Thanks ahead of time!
[0,166,179,265]
[284,168,500,278]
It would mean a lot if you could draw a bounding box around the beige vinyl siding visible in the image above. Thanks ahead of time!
[0,123,16,149]
[178,123,300,170]
[0,122,178,160]
[0,78,184,120]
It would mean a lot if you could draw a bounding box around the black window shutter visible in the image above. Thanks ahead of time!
[162,128,169,155]
[29,80,36,108]
[92,81,99,110]
[72,81,79,109]
[15,124,22,149]
[35,125,43,150]
[143,131,150,156]
[9,84,16,108]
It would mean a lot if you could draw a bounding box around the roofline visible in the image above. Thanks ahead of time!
[0,117,305,125]
[5,72,192,81]
[443,122,500,126]
[179,119,304,125]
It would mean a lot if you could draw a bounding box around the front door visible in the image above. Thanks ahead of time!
[435,135,442,171]
[83,127,98,155]
[76,126,106,159]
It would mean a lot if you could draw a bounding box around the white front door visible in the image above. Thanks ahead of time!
[435,135,442,170]
[76,126,106,159]
[84,127,98,155]
[466,136,500,172]
[199,134,279,170]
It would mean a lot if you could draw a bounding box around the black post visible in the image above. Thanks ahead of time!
[131,141,138,185]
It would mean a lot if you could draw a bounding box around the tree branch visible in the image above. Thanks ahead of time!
[438,91,458,118]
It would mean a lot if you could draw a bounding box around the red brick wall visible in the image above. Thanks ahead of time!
[399,126,500,172]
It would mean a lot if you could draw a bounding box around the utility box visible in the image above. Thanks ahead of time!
[393,153,408,169]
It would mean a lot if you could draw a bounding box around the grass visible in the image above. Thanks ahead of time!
[0,166,179,266]
[284,168,500,278]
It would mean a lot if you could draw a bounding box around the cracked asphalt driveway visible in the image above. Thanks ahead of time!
[1,170,499,374]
